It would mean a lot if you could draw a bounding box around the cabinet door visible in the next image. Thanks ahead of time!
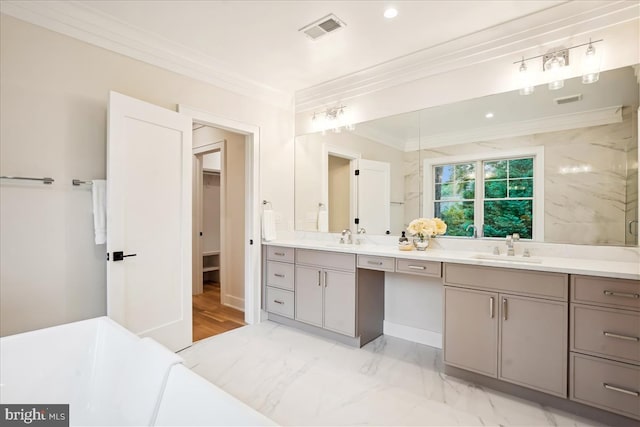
[295,265,323,328]
[323,270,356,337]
[444,286,499,377]
[499,295,567,397]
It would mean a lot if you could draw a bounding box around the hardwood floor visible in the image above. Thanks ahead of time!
[193,282,245,342]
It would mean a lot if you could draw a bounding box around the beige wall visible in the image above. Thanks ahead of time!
[0,15,293,335]
[328,155,350,232]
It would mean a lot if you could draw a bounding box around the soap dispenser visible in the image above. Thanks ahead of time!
[398,231,412,251]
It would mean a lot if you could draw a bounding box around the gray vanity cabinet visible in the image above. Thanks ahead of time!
[295,265,324,328]
[323,269,356,336]
[499,295,567,397]
[443,264,568,398]
[294,249,356,337]
[444,286,499,377]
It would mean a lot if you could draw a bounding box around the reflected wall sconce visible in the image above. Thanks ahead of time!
[312,105,355,134]
[515,39,603,95]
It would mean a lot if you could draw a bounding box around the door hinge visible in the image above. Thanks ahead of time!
[200,232,203,236]
[354,169,360,176]
[354,218,359,225]
[106,252,110,261]
[249,239,254,245]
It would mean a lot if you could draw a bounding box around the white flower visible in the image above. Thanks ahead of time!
[407,217,447,238]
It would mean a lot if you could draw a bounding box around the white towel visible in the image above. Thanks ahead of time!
[262,209,277,242]
[92,180,107,245]
[317,210,329,232]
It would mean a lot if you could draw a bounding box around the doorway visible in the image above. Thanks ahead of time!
[179,104,262,332]
[192,124,246,341]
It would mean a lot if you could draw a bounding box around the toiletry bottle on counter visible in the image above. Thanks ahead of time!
[398,231,412,250]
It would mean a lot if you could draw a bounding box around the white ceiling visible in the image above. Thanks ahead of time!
[27,0,564,94]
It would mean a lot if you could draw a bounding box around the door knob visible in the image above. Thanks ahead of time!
[112,251,137,262]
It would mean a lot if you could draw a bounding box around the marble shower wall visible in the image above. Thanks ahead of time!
[409,106,637,245]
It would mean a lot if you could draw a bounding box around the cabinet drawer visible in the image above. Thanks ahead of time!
[571,304,640,365]
[266,246,295,263]
[357,255,395,272]
[572,275,640,312]
[296,249,355,272]
[444,263,568,301]
[570,352,640,420]
[266,286,294,319]
[266,261,294,291]
[396,259,441,277]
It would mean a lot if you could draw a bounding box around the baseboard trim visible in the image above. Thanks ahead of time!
[383,321,442,349]
[223,295,245,312]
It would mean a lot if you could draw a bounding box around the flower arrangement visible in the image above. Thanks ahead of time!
[407,217,447,241]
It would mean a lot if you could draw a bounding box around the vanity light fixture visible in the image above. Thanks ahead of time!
[384,7,398,19]
[514,39,603,95]
[312,105,354,134]
[544,51,567,90]
[518,58,535,95]
[581,39,601,84]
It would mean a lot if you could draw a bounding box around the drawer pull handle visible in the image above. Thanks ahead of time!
[367,260,383,265]
[324,271,328,287]
[274,273,285,278]
[489,297,494,319]
[408,265,426,270]
[274,252,285,256]
[603,290,639,299]
[603,383,639,397]
[603,331,640,342]
[274,300,284,305]
[318,270,321,286]
[502,298,507,321]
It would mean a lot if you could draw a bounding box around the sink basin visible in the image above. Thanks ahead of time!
[472,253,542,264]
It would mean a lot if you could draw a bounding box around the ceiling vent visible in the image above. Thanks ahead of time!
[299,14,346,40]
[554,94,583,105]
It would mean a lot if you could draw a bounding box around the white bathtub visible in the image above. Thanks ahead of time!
[0,317,275,426]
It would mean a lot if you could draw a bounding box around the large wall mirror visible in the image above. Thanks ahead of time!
[294,65,639,246]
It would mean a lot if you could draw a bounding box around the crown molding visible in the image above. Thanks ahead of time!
[405,105,622,151]
[295,1,640,112]
[0,1,293,110]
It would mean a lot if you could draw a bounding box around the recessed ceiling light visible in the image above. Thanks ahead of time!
[485,112,494,119]
[384,7,398,19]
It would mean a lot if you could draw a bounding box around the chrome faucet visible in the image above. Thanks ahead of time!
[340,229,352,244]
[465,224,478,238]
[506,233,520,256]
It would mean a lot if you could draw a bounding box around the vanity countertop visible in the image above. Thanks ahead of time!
[263,240,640,281]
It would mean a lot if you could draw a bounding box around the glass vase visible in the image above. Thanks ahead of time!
[412,235,429,251]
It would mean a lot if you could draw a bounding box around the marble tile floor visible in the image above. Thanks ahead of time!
[179,321,603,426]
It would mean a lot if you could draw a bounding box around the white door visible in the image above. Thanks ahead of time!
[357,159,390,235]
[107,91,192,352]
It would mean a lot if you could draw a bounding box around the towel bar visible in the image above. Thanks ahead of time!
[1,175,54,184]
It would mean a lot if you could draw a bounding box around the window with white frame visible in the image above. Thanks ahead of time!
[426,149,543,240]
